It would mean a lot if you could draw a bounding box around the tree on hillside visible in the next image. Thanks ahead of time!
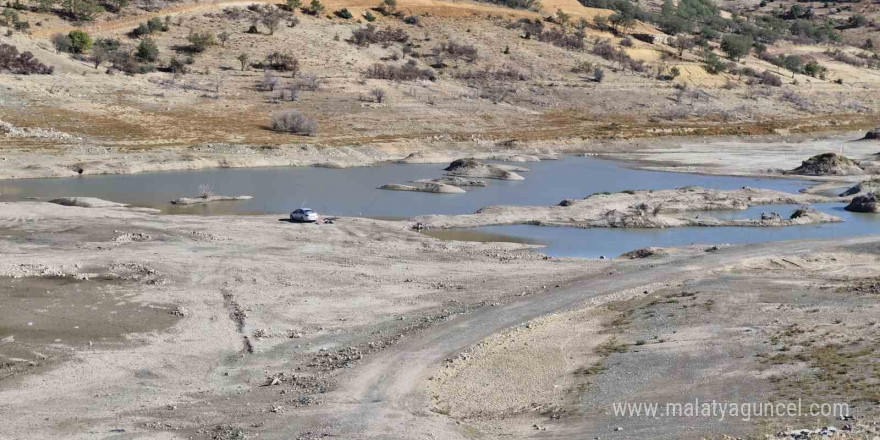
[671,36,695,57]
[609,12,635,33]
[260,7,284,35]
[237,53,249,71]
[61,0,103,21]
[721,34,752,61]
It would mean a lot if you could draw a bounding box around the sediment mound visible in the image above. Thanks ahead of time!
[620,247,665,259]
[413,177,488,187]
[49,197,127,208]
[863,127,880,140]
[789,153,864,176]
[379,183,466,194]
[171,195,253,205]
[840,179,880,197]
[443,158,525,181]
[845,193,879,213]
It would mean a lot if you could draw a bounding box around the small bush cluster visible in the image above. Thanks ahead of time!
[435,41,478,64]
[509,19,585,51]
[253,52,300,74]
[349,25,409,46]
[0,43,54,74]
[130,17,169,38]
[455,65,529,82]
[186,30,217,53]
[365,60,435,81]
[537,27,585,51]
[592,40,645,72]
[473,0,541,11]
[1,9,30,31]
[271,110,318,136]
[759,52,826,78]
[824,49,864,68]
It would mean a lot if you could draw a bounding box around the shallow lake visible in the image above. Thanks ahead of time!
[0,156,811,217]
[1,156,873,258]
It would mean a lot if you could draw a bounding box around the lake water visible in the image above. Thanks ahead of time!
[0,156,873,258]
[0,156,810,217]
[426,203,880,258]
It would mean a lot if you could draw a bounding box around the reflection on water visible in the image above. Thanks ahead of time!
[437,203,880,259]
[0,157,811,218]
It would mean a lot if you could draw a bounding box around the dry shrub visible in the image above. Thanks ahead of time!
[455,65,528,82]
[365,60,435,81]
[0,43,53,74]
[349,24,409,46]
[271,110,318,136]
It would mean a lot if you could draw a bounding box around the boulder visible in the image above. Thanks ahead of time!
[863,127,880,140]
[844,193,879,213]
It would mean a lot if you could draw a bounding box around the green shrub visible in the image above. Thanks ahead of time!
[364,11,376,22]
[68,30,93,53]
[186,30,216,53]
[136,37,158,62]
[334,8,352,19]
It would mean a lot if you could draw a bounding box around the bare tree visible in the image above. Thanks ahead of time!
[370,88,386,103]
[237,53,249,71]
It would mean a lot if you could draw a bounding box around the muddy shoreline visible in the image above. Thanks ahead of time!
[1,130,876,184]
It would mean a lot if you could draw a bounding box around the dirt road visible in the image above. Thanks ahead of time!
[250,234,880,439]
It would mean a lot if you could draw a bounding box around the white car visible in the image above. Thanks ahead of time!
[290,208,319,223]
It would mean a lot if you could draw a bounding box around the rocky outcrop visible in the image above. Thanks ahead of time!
[415,187,840,229]
[171,195,253,205]
[49,197,127,208]
[379,183,466,194]
[840,179,880,196]
[444,158,525,181]
[845,193,879,213]
[620,247,665,259]
[413,177,487,187]
[863,127,880,140]
[788,153,864,176]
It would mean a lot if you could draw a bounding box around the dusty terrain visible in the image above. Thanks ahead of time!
[3,0,880,436]
[2,199,880,439]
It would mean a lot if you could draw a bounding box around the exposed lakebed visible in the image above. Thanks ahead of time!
[1,156,874,258]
